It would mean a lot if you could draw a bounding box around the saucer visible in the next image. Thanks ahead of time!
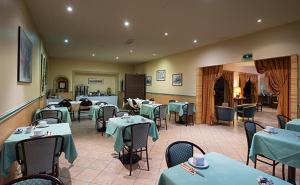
[30,134,46,138]
[188,157,209,169]
[263,129,277,134]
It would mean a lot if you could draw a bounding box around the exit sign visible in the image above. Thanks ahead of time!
[242,53,253,61]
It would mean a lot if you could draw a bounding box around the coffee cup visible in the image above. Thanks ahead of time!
[124,113,129,117]
[50,105,55,109]
[193,153,205,166]
[33,129,44,136]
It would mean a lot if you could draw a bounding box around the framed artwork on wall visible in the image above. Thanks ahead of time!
[156,70,166,81]
[172,73,183,86]
[18,26,33,83]
[59,81,66,89]
[146,76,152,86]
[40,53,47,94]
[88,78,104,84]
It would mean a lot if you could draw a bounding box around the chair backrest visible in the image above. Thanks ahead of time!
[169,100,176,103]
[165,141,205,168]
[124,123,150,150]
[95,101,108,106]
[5,174,65,185]
[222,102,229,107]
[154,105,168,118]
[38,110,63,121]
[277,115,290,129]
[183,103,194,115]
[15,135,64,176]
[115,111,129,117]
[79,99,93,110]
[244,121,264,150]
[99,106,116,122]
[32,118,61,126]
[58,99,71,108]
[243,106,256,117]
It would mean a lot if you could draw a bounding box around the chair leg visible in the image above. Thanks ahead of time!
[122,148,125,163]
[129,149,133,176]
[282,164,285,180]
[169,113,171,121]
[254,155,257,169]
[145,147,149,171]
[272,160,276,176]
[174,112,177,122]
[78,111,80,121]
[246,151,249,165]
[165,118,167,130]
[192,115,194,125]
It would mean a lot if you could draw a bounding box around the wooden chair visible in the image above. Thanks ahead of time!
[182,103,195,126]
[154,105,168,130]
[96,106,116,135]
[78,98,93,121]
[37,110,63,122]
[168,100,177,121]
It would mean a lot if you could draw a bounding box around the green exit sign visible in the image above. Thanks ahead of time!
[242,53,253,60]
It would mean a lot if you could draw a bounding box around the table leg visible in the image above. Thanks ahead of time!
[287,166,296,185]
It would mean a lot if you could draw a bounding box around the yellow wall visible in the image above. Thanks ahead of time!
[135,21,300,96]
[48,58,135,96]
[0,0,45,115]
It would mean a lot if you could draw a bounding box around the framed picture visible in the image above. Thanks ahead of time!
[156,70,166,81]
[40,54,47,94]
[18,26,33,83]
[146,76,152,86]
[59,81,66,89]
[88,78,104,84]
[172,73,183,86]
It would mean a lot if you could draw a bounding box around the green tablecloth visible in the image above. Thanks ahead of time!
[286,119,300,132]
[0,123,78,176]
[105,115,159,152]
[158,152,291,185]
[250,128,300,168]
[35,107,72,125]
[168,102,195,116]
[139,104,161,120]
[88,105,119,121]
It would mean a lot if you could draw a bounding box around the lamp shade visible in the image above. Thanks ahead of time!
[234,87,241,93]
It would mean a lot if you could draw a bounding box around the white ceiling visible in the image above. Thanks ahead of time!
[25,0,300,63]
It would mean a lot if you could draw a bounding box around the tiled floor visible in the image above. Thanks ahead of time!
[59,107,299,185]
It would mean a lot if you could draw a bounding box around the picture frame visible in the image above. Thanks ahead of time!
[59,81,66,89]
[156,70,166,81]
[88,78,104,84]
[172,73,183,86]
[18,26,33,83]
[40,53,47,94]
[146,76,152,86]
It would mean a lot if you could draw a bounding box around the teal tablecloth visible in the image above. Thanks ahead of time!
[139,104,161,120]
[0,123,78,176]
[88,105,119,121]
[168,102,195,116]
[286,119,300,132]
[35,107,72,125]
[105,115,159,152]
[250,128,300,169]
[158,152,291,185]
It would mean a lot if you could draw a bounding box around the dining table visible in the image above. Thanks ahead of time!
[158,152,291,185]
[88,104,119,121]
[105,115,159,153]
[0,123,78,176]
[286,119,300,132]
[34,107,72,125]
[139,103,161,120]
[250,128,300,184]
[168,102,195,123]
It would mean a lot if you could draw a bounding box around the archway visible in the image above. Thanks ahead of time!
[54,76,69,92]
[243,80,255,103]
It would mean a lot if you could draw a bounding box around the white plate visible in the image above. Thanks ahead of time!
[30,134,46,138]
[36,125,49,128]
[188,157,209,169]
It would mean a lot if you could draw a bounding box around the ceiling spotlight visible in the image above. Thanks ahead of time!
[193,39,198,44]
[257,19,262,23]
[66,6,73,12]
[115,56,119,60]
[124,20,130,27]
[64,39,69,44]
[92,53,95,57]
[130,50,133,53]
[164,32,168,36]
[152,53,157,56]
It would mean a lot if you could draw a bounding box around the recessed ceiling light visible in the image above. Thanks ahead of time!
[257,19,262,23]
[152,53,157,56]
[92,53,95,57]
[130,50,133,53]
[193,39,198,44]
[66,6,73,12]
[124,20,130,27]
[115,56,119,60]
[64,39,69,44]
[164,32,168,36]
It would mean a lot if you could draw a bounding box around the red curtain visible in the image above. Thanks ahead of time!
[255,56,290,116]
[201,65,223,124]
